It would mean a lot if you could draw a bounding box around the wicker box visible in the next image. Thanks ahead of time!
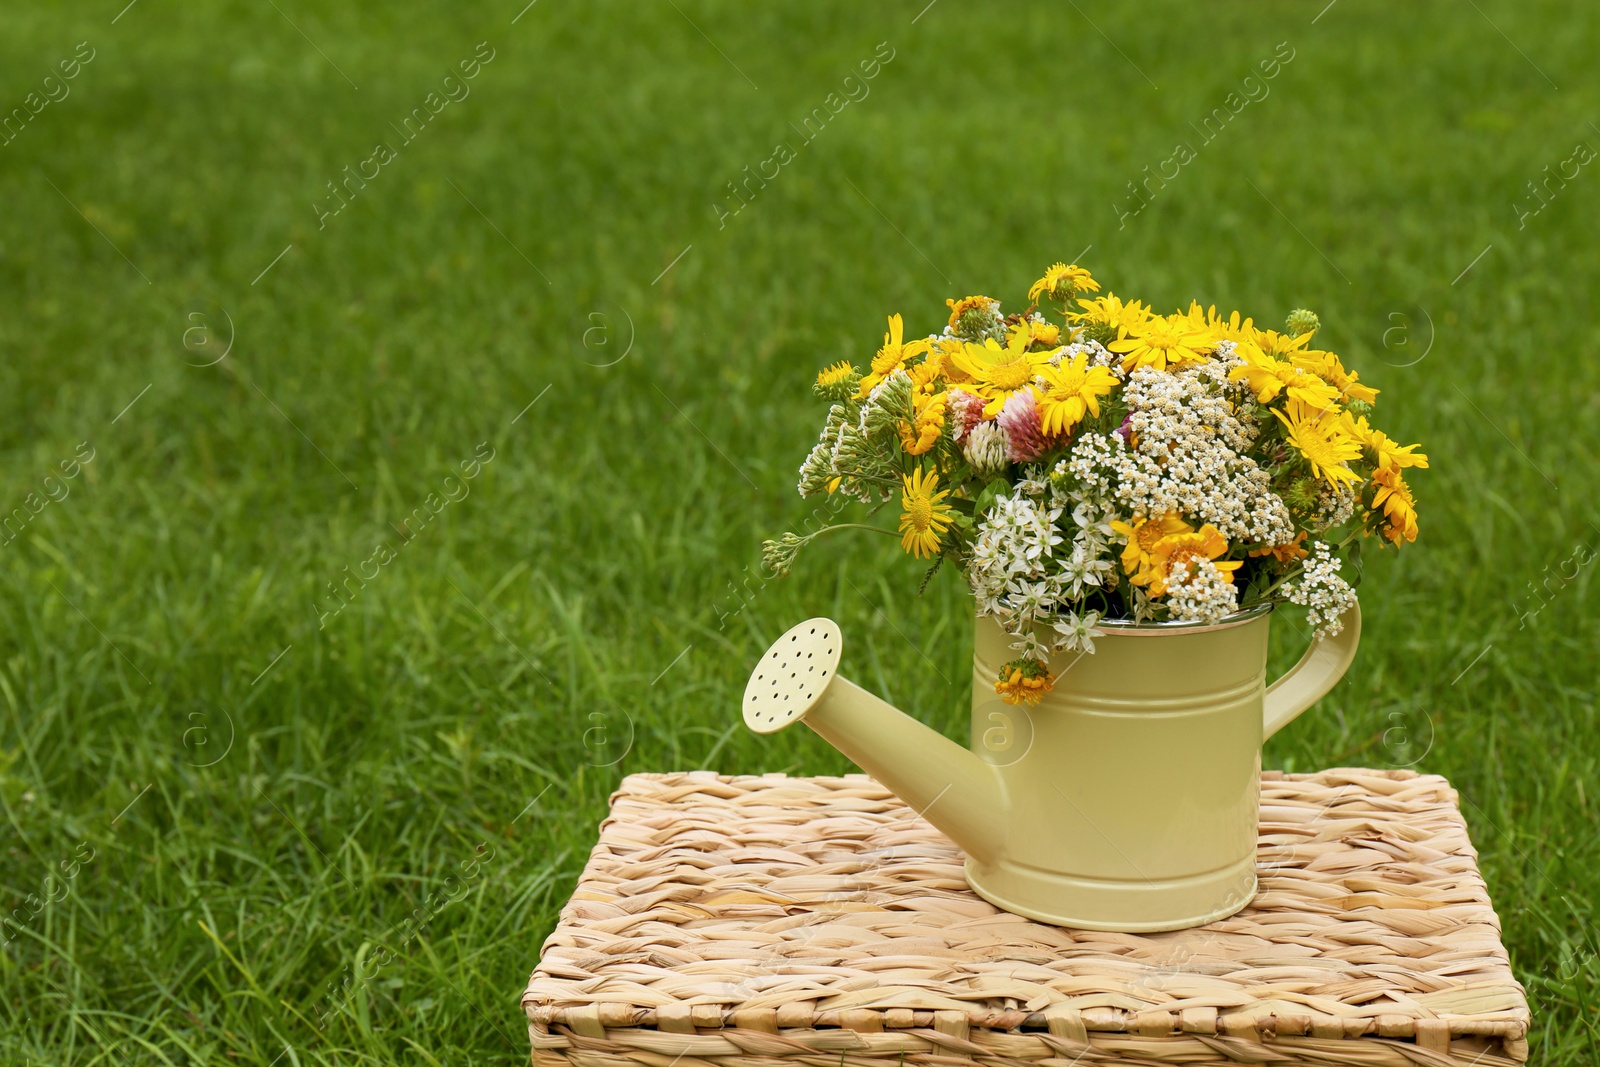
[524,770,1529,1066]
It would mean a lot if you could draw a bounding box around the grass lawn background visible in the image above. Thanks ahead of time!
[1,0,1597,1062]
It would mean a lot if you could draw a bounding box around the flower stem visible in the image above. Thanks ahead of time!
[806,522,898,542]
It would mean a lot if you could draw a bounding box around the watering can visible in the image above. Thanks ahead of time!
[742,604,1360,931]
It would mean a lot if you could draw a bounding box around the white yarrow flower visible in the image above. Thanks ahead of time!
[1285,541,1357,638]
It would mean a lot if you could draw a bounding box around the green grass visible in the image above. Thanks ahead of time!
[1,0,1597,1062]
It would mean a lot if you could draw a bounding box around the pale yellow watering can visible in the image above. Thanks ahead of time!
[742,603,1360,932]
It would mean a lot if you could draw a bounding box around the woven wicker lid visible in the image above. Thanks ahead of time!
[524,769,1530,1065]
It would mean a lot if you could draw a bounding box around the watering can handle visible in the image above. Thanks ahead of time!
[1262,602,1361,740]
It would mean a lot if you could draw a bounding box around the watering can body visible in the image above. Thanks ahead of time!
[743,604,1360,932]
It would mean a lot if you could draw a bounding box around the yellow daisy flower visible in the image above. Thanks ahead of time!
[1250,530,1309,563]
[815,361,855,389]
[898,467,954,558]
[857,314,931,398]
[1178,301,1256,343]
[1249,327,1316,360]
[932,336,971,384]
[1147,524,1242,597]
[1342,413,1428,472]
[1027,262,1100,305]
[1110,512,1193,587]
[897,390,947,456]
[1108,313,1217,373]
[1229,346,1342,411]
[1371,467,1419,544]
[950,331,1055,417]
[1227,355,1282,403]
[1007,317,1062,348]
[907,351,942,394]
[1274,401,1363,486]
[1071,292,1150,334]
[1292,348,1379,405]
[996,659,1055,706]
[1035,352,1119,437]
[945,295,999,332]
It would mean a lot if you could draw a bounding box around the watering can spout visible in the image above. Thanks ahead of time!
[742,618,1004,863]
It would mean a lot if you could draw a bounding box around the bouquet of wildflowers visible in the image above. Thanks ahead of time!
[764,264,1428,705]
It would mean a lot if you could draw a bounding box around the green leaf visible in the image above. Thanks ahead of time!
[972,478,1009,519]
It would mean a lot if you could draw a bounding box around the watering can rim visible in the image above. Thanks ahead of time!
[1085,601,1272,634]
